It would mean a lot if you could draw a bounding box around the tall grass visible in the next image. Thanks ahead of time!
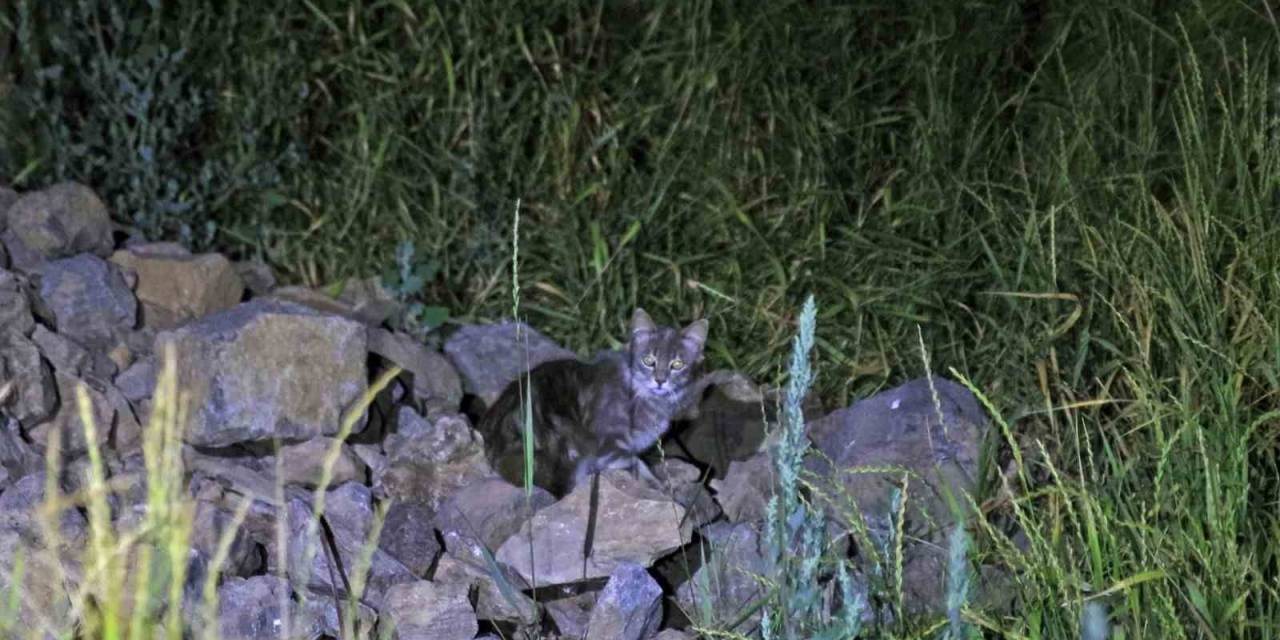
[2,0,1278,637]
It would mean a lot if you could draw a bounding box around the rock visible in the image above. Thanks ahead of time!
[188,479,263,578]
[29,371,115,457]
[301,593,378,639]
[0,269,35,336]
[443,321,576,407]
[333,276,403,327]
[675,521,774,636]
[114,357,156,403]
[0,529,76,638]
[671,380,797,480]
[651,458,721,530]
[0,472,90,552]
[266,284,395,327]
[0,182,113,271]
[585,563,663,640]
[805,376,987,536]
[378,580,478,640]
[35,254,137,351]
[155,299,368,447]
[30,324,101,378]
[378,500,440,577]
[432,550,537,625]
[497,470,692,587]
[0,186,17,218]
[215,575,301,640]
[653,630,695,640]
[350,443,386,480]
[234,259,276,296]
[709,451,774,523]
[368,328,463,416]
[110,244,245,329]
[545,592,596,638]
[435,476,555,564]
[286,494,417,609]
[0,329,57,426]
[375,410,492,510]
[0,417,40,480]
[277,437,367,488]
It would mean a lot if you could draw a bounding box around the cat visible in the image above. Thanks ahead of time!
[476,308,710,498]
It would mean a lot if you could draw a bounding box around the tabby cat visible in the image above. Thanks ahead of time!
[477,308,709,497]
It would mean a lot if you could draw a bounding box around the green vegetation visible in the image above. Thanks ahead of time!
[3,0,1278,637]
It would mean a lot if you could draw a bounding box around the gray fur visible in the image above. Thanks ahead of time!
[476,308,710,497]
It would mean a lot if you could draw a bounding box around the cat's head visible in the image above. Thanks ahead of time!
[627,307,709,397]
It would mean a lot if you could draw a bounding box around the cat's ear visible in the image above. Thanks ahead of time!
[631,308,656,334]
[681,318,709,348]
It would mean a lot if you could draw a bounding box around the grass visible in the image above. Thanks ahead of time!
[2,0,1279,637]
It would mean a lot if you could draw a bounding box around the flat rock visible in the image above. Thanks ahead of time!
[155,299,368,447]
[497,470,692,587]
[110,244,245,329]
[443,321,576,407]
[378,580,478,640]
[36,254,137,352]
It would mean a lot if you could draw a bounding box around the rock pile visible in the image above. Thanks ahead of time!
[0,181,999,639]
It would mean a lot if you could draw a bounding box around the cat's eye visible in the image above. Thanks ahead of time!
[670,359,685,370]
[642,354,656,367]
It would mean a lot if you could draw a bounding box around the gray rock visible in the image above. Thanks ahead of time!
[653,630,695,640]
[378,580,478,640]
[805,376,987,536]
[0,329,57,426]
[30,324,93,377]
[675,521,774,636]
[0,186,17,221]
[379,499,440,578]
[432,550,538,625]
[155,299,368,447]
[114,357,156,402]
[0,182,113,272]
[443,321,576,407]
[0,269,34,336]
[188,478,263,578]
[234,259,276,296]
[0,472,89,550]
[215,575,299,640]
[545,592,596,638]
[109,244,245,330]
[0,417,40,480]
[266,284,395,328]
[0,529,75,638]
[36,254,137,351]
[651,458,721,530]
[497,470,692,588]
[369,328,463,416]
[286,495,417,610]
[436,476,554,564]
[277,437,367,489]
[28,371,116,457]
[375,411,492,510]
[585,562,663,640]
[301,593,378,639]
[709,451,774,523]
